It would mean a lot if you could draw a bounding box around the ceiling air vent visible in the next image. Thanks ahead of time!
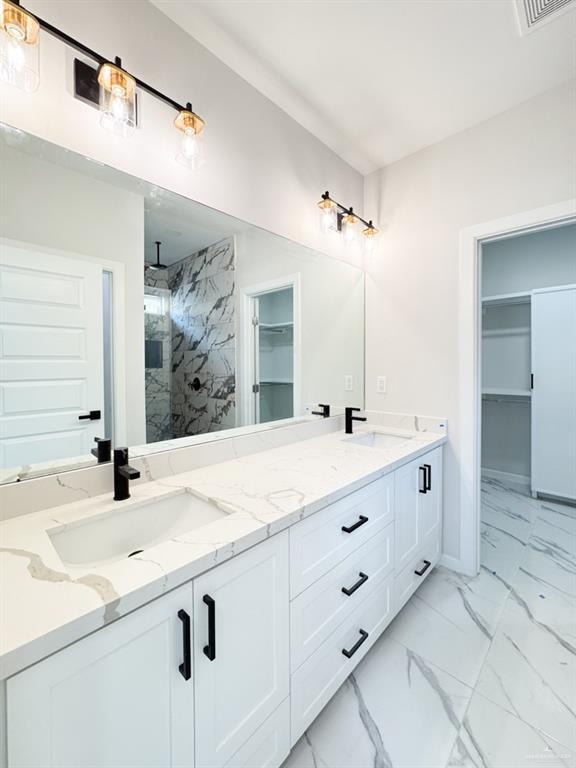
[516,0,576,34]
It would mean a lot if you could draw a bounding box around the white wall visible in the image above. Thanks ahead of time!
[0,0,362,262]
[0,145,146,445]
[364,81,576,565]
[482,222,576,296]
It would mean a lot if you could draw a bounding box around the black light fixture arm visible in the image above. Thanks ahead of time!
[320,191,375,230]
[12,0,193,115]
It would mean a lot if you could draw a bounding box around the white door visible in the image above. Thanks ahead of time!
[394,456,422,573]
[532,285,576,500]
[7,583,195,768]
[194,532,290,768]
[419,447,443,541]
[0,243,105,470]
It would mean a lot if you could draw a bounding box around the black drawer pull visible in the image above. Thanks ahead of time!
[78,410,101,421]
[342,572,369,596]
[424,463,432,491]
[177,609,191,680]
[342,515,368,534]
[203,594,216,661]
[419,466,427,494]
[342,629,369,659]
[414,560,432,577]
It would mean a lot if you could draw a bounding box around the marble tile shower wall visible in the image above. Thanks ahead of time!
[146,237,236,439]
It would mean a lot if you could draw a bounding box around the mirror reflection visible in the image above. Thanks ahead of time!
[0,124,365,483]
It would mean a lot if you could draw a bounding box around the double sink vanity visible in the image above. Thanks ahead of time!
[0,414,445,768]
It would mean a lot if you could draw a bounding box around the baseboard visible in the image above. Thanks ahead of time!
[481,466,530,488]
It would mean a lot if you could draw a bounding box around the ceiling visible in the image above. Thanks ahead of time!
[152,0,576,174]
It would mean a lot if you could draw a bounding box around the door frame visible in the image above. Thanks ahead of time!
[456,199,576,577]
[239,274,301,426]
[0,237,128,446]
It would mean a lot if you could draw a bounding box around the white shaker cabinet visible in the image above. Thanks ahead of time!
[193,532,290,768]
[395,447,442,575]
[7,582,195,768]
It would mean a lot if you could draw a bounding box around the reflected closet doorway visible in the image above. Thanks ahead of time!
[241,277,300,426]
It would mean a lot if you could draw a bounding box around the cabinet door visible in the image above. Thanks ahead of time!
[194,532,289,768]
[419,447,443,541]
[394,457,422,572]
[7,583,195,768]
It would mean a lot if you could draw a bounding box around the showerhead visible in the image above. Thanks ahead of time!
[148,241,168,271]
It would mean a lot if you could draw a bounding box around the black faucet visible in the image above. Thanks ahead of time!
[312,403,331,418]
[345,407,367,434]
[91,437,111,464]
[114,448,141,501]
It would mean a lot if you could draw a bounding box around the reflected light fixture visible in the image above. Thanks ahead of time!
[317,192,379,255]
[98,57,136,138]
[174,102,205,169]
[149,241,168,271]
[0,0,39,92]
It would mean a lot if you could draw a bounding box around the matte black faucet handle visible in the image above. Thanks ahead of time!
[91,437,111,464]
[312,403,331,418]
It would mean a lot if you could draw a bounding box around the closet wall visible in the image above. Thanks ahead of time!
[481,223,576,485]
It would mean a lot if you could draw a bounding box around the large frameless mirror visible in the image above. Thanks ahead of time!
[0,123,365,483]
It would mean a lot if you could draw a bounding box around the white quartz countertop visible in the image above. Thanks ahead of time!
[0,424,445,679]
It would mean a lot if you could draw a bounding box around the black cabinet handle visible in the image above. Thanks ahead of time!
[341,572,369,596]
[342,629,369,659]
[419,466,427,494]
[78,410,101,421]
[203,594,216,661]
[414,560,432,577]
[177,609,191,680]
[342,515,368,534]
[424,463,432,492]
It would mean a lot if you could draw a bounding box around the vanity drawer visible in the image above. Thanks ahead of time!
[394,526,441,612]
[225,698,290,768]
[290,523,394,670]
[290,474,394,597]
[290,573,394,743]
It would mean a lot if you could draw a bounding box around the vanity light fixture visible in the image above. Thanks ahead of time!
[0,0,205,166]
[317,191,380,253]
[0,0,39,92]
[174,102,205,169]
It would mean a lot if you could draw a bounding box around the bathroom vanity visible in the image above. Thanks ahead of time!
[0,419,445,768]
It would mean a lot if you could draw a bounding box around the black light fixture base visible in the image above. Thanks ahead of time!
[73,58,139,125]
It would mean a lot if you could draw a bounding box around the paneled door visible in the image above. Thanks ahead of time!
[532,285,576,501]
[0,242,105,469]
[193,531,290,768]
[7,583,195,768]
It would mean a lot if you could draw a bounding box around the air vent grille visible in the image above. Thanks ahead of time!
[517,0,575,32]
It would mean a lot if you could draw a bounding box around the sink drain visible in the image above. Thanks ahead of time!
[128,549,144,558]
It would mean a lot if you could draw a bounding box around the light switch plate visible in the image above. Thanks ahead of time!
[376,376,387,394]
[344,375,353,392]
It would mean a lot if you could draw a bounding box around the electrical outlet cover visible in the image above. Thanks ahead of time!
[376,376,387,394]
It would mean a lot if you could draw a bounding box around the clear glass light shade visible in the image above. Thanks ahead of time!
[317,197,337,233]
[341,212,360,245]
[98,62,136,138]
[175,108,205,169]
[362,225,380,256]
[0,0,39,92]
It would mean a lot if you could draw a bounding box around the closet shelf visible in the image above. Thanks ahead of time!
[482,387,531,398]
[259,321,293,330]
[482,327,530,337]
[260,379,294,385]
[482,291,531,306]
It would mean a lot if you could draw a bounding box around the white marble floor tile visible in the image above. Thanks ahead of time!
[386,568,503,687]
[440,564,511,610]
[474,598,576,751]
[481,519,527,583]
[481,479,536,544]
[446,691,576,768]
[283,635,472,768]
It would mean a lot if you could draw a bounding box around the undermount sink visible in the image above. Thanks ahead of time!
[344,431,414,450]
[48,491,227,569]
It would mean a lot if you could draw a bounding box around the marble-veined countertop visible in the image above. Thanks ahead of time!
[0,423,445,679]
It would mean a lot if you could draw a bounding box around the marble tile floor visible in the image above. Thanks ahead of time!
[282,478,576,768]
